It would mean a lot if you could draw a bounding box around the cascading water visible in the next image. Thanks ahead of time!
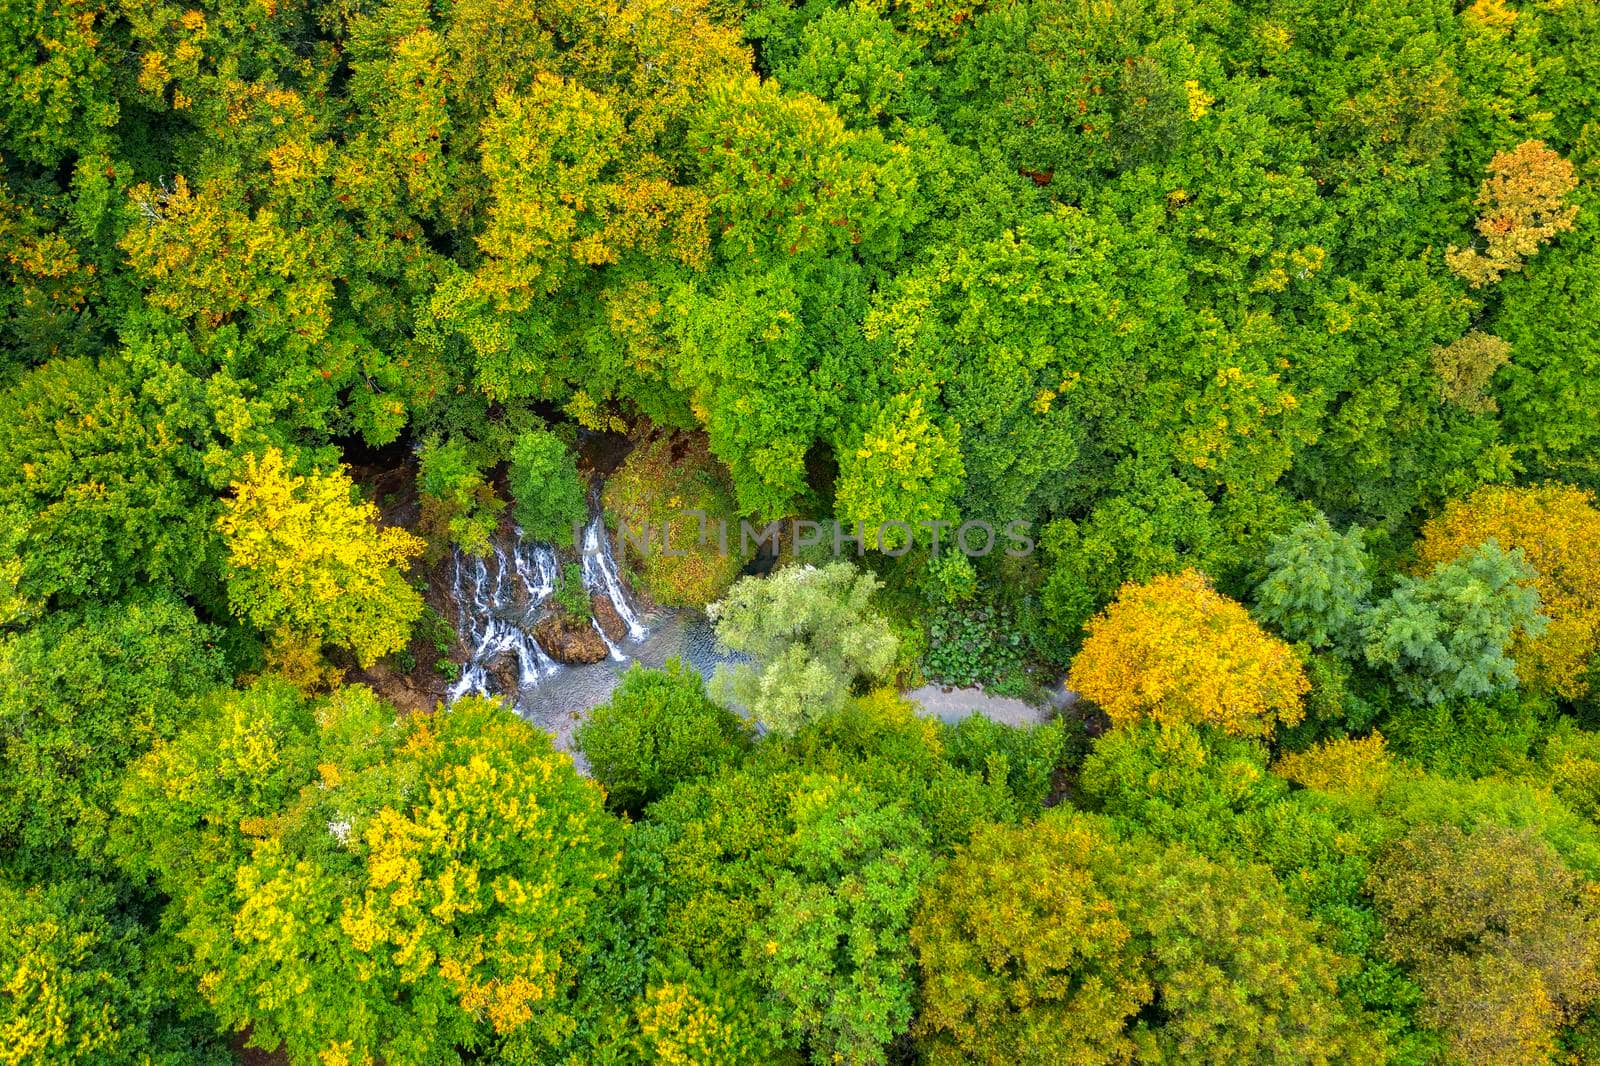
[445,499,742,753]
[582,512,643,633]
[448,535,562,702]
[448,504,654,702]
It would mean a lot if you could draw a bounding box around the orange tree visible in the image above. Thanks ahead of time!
[1417,484,1600,698]
[1067,569,1309,738]
[1446,140,1579,289]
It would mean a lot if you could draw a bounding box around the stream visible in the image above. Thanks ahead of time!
[446,509,745,752]
[445,500,1058,755]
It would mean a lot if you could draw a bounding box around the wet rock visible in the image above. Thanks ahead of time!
[591,592,628,644]
[534,614,608,665]
[488,649,521,694]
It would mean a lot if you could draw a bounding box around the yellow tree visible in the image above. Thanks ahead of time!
[218,448,423,666]
[1067,570,1309,737]
[1417,483,1600,698]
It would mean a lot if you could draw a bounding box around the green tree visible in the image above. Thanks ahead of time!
[576,661,750,814]
[625,766,932,1062]
[0,0,118,167]
[771,4,933,128]
[708,563,899,734]
[1381,689,1554,780]
[0,873,228,1066]
[1254,513,1372,651]
[1079,719,1283,858]
[1362,540,1547,705]
[782,689,1041,853]
[757,780,934,1062]
[0,595,227,874]
[1098,842,1384,1066]
[833,391,963,550]
[1494,193,1600,483]
[112,679,335,902]
[507,428,588,545]
[0,356,217,610]
[688,74,919,265]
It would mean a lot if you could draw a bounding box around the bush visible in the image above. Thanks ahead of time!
[942,713,1067,818]
[508,428,588,545]
[0,594,228,874]
[602,433,744,608]
[923,600,1029,693]
[576,660,749,813]
[554,561,592,621]
[417,436,505,558]
[1381,690,1555,779]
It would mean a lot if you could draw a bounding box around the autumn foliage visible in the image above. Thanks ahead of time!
[1431,331,1512,414]
[1447,140,1579,288]
[1068,570,1309,737]
[218,449,424,666]
[8,0,1600,1061]
[1417,484,1600,698]
[1371,823,1600,1064]
[910,813,1150,1065]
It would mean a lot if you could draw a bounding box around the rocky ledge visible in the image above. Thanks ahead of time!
[533,613,608,665]
[591,592,628,644]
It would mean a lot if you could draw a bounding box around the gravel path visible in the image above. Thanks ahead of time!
[906,683,1075,727]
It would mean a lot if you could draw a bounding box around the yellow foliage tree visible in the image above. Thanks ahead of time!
[1417,484,1600,698]
[218,448,424,666]
[1446,140,1579,288]
[1273,732,1394,799]
[1067,570,1309,737]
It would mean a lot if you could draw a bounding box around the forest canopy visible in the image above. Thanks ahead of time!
[4,0,1600,1062]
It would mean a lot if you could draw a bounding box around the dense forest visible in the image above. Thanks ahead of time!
[4,0,1600,1061]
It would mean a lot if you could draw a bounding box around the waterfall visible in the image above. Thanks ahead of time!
[513,534,558,613]
[447,537,561,702]
[446,502,654,714]
[580,512,647,640]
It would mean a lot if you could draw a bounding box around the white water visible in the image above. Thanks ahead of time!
[447,536,561,702]
[448,511,653,704]
[581,513,646,639]
[445,513,744,753]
